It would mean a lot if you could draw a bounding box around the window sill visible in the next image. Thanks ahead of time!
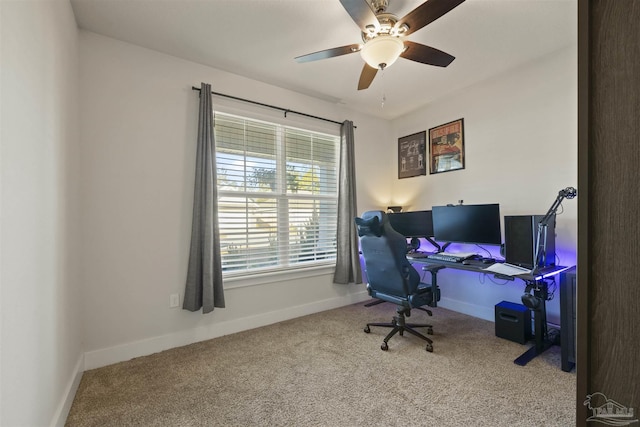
[223,264,336,289]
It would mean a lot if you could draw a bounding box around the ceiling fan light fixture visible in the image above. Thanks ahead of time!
[360,35,404,69]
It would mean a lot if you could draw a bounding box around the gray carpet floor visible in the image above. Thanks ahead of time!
[66,302,576,426]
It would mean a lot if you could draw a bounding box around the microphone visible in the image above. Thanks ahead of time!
[559,187,577,199]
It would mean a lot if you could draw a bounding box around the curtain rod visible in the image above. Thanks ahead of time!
[191,86,354,128]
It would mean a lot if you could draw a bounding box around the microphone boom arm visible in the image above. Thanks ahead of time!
[533,187,576,273]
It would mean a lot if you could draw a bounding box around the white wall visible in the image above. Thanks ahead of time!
[0,1,83,426]
[78,32,392,369]
[391,46,578,323]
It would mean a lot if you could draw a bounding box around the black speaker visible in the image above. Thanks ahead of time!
[504,215,555,269]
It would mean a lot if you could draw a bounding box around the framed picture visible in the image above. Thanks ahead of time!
[397,131,427,179]
[429,118,465,174]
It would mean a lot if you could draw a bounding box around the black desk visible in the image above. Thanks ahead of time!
[409,256,572,366]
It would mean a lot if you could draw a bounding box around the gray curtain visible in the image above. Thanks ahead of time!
[333,120,362,284]
[183,82,225,313]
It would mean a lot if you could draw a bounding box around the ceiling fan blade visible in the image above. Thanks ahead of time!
[400,41,455,67]
[295,44,362,63]
[397,0,465,37]
[339,0,379,33]
[358,63,378,90]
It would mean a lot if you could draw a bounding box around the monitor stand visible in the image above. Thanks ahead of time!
[407,237,441,254]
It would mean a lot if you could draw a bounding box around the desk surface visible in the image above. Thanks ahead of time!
[408,255,571,282]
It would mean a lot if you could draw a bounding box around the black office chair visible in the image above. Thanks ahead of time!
[356,210,440,352]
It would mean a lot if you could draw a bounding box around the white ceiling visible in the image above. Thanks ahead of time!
[70,0,577,120]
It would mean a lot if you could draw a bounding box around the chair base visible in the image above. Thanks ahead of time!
[364,307,434,352]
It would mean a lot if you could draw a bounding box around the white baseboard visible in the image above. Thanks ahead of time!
[51,353,84,427]
[84,291,370,370]
[437,297,495,322]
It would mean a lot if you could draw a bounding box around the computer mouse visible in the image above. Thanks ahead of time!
[462,260,472,265]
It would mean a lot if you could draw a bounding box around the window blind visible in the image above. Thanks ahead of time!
[214,113,339,277]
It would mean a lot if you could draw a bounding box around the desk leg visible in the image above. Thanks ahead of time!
[421,266,443,308]
[514,283,552,366]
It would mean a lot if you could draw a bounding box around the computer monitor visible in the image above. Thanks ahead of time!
[387,210,434,238]
[432,203,502,246]
[388,210,439,252]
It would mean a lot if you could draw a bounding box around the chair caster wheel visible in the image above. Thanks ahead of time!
[381,342,389,351]
[426,343,434,352]
[364,326,370,333]
[427,327,434,335]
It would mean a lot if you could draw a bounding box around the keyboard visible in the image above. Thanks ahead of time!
[426,252,473,263]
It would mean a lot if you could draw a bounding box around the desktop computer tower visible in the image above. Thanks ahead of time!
[495,301,532,344]
[504,215,556,269]
[560,267,577,372]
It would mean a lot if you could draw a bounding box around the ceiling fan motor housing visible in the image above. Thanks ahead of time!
[362,13,408,43]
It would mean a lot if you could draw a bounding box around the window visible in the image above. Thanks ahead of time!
[214,112,339,277]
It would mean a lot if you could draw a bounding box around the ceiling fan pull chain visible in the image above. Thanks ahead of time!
[381,69,386,108]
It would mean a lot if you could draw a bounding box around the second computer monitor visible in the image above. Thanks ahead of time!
[387,210,434,238]
[432,203,502,246]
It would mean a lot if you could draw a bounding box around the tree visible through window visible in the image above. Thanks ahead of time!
[214,113,339,277]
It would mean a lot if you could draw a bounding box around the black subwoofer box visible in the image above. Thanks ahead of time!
[495,301,532,344]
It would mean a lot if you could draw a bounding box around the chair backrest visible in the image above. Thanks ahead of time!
[355,211,420,298]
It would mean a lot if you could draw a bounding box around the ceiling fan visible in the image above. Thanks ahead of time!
[295,0,466,90]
